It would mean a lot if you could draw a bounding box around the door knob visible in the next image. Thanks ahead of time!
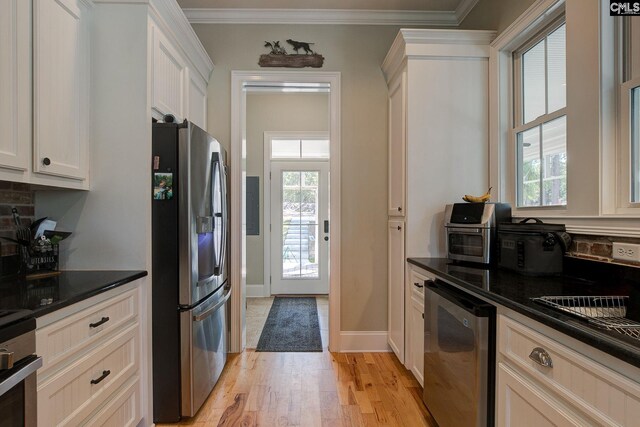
[42,157,51,166]
[324,236,329,241]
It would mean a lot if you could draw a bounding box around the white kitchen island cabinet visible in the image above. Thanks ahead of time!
[382,29,495,366]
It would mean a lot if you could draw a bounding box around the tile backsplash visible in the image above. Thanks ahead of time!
[567,234,640,267]
[0,181,35,256]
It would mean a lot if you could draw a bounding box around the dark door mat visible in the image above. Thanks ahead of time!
[255,297,323,352]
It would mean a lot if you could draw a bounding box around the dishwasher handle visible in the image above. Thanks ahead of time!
[426,279,494,317]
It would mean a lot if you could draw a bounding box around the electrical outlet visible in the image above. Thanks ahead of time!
[612,242,640,262]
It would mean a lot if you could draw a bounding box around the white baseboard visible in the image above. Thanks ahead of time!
[246,284,266,298]
[339,331,391,352]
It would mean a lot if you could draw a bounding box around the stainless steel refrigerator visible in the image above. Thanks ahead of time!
[151,120,230,423]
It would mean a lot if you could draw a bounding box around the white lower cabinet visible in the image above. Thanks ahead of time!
[409,287,424,385]
[497,363,588,426]
[497,314,640,426]
[405,265,428,386]
[388,220,405,363]
[36,287,142,427]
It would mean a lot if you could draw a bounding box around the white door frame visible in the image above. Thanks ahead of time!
[230,71,341,353]
[263,131,330,297]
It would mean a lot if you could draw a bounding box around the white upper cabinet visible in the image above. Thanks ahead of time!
[188,70,207,131]
[388,71,406,217]
[151,23,187,122]
[33,0,90,181]
[0,0,30,172]
[149,19,213,130]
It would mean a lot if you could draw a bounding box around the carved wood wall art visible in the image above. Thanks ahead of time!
[259,39,324,68]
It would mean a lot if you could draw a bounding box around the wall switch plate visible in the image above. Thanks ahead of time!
[612,242,640,262]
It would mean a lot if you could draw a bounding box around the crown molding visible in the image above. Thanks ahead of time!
[382,29,495,83]
[183,8,460,26]
[455,0,480,23]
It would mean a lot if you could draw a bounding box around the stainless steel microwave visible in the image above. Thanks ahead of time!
[444,203,511,264]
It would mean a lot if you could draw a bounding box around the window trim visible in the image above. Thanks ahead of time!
[511,16,567,208]
[618,76,640,209]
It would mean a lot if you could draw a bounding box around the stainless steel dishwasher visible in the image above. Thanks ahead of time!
[423,279,495,427]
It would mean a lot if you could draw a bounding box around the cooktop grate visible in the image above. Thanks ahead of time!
[532,296,640,341]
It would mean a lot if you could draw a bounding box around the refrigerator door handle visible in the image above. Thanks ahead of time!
[219,155,228,270]
[192,289,232,322]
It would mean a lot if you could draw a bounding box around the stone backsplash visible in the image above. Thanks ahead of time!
[567,234,640,267]
[0,181,35,256]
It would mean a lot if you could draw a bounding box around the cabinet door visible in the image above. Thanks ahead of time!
[33,0,90,180]
[497,363,589,427]
[388,220,405,362]
[187,70,207,131]
[410,293,424,386]
[0,0,30,171]
[388,71,406,217]
[152,26,187,121]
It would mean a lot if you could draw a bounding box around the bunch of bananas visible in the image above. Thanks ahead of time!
[462,187,492,203]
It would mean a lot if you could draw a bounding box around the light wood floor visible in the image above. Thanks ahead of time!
[158,350,437,427]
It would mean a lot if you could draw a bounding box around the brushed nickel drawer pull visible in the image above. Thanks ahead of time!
[89,316,110,328]
[529,347,553,368]
[90,370,111,385]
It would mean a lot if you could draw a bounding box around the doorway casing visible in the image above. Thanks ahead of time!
[230,71,341,352]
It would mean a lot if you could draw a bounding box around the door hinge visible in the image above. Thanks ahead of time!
[269,276,272,284]
[269,172,272,180]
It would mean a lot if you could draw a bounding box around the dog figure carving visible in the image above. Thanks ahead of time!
[286,39,315,55]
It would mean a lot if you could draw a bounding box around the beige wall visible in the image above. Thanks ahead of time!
[193,24,409,331]
[460,0,537,34]
[245,92,329,286]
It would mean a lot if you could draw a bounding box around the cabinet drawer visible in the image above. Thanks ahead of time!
[37,289,138,375]
[38,323,139,426]
[499,315,640,426]
[82,376,141,427]
[408,268,430,300]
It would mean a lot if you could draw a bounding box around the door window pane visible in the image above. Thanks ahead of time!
[271,138,329,159]
[272,139,300,158]
[281,171,319,279]
[301,139,330,158]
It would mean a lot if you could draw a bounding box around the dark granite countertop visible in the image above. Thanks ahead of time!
[0,270,147,318]
[407,257,640,369]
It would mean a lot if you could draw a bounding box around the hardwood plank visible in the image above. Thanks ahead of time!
[160,349,435,427]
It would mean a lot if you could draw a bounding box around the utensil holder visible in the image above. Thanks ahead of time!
[16,227,60,274]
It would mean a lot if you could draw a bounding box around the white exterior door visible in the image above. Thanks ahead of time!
[270,161,329,295]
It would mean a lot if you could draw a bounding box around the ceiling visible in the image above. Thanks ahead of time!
[178,0,479,26]
[176,0,464,11]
